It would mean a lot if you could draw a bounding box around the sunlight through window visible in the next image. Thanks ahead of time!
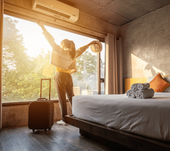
[2,14,105,102]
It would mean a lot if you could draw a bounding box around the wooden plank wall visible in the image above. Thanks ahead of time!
[125,75,170,92]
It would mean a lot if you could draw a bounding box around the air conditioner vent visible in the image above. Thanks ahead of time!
[32,0,79,23]
[36,4,70,19]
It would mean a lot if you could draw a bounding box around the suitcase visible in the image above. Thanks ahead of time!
[28,78,54,132]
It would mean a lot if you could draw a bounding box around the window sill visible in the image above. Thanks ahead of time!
[2,100,59,107]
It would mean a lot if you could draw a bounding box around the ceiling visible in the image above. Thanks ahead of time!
[58,0,170,26]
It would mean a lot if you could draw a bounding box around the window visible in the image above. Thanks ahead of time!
[2,14,105,102]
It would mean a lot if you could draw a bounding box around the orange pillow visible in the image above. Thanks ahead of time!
[149,73,170,92]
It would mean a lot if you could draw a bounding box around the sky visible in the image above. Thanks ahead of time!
[5,14,105,58]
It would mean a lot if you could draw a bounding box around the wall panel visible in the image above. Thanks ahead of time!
[2,102,72,128]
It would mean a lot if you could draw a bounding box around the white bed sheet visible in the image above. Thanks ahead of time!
[72,92,170,141]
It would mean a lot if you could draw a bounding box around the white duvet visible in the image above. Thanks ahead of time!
[72,92,170,141]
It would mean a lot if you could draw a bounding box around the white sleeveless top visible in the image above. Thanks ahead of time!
[43,31,89,74]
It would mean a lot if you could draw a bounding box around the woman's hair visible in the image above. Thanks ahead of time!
[61,39,76,60]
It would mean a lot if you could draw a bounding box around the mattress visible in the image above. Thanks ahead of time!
[72,92,170,141]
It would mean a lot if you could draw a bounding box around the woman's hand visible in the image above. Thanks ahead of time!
[88,40,99,46]
[37,19,47,32]
[37,19,44,27]
[85,40,99,48]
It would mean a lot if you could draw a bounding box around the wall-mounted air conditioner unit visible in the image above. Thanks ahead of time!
[32,0,79,23]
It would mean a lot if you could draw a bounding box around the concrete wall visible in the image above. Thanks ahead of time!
[119,4,170,78]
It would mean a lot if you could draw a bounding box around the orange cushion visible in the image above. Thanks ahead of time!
[149,73,170,92]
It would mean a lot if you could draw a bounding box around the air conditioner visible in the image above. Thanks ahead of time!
[32,0,79,23]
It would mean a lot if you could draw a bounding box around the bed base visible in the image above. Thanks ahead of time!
[65,115,170,151]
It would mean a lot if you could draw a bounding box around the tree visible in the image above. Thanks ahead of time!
[2,17,57,102]
[3,17,32,101]
[75,51,97,79]
[73,51,97,91]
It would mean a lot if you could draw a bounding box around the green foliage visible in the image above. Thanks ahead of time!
[75,51,97,79]
[72,51,97,89]
[2,17,57,102]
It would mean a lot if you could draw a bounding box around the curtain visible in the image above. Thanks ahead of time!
[105,33,123,94]
[0,0,4,129]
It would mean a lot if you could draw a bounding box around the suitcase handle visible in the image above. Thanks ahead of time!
[37,98,48,101]
[40,78,51,100]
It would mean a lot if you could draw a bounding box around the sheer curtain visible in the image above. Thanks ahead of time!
[0,0,4,129]
[105,33,123,94]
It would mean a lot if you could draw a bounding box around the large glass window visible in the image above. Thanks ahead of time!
[2,14,105,102]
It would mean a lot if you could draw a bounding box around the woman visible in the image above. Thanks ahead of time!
[37,20,98,125]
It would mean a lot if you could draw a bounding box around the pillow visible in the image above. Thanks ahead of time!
[163,77,170,92]
[149,73,170,92]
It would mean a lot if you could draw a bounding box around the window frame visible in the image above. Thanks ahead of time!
[2,12,105,105]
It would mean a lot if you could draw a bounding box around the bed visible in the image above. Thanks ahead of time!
[65,76,170,151]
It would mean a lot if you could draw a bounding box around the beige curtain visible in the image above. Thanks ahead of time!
[0,0,4,129]
[105,33,123,94]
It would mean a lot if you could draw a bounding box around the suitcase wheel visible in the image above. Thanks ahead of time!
[32,129,35,133]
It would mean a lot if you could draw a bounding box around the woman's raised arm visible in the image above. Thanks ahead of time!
[37,19,47,32]
[75,40,98,58]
